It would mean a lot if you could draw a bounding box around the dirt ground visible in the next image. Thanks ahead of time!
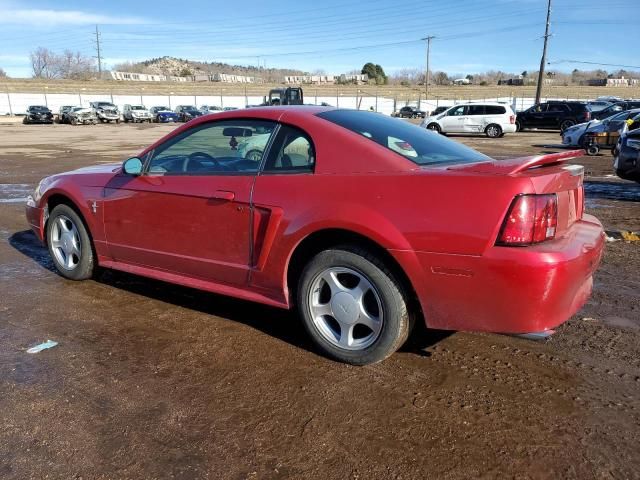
[0,122,638,480]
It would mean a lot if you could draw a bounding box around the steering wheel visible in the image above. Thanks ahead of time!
[182,151,220,172]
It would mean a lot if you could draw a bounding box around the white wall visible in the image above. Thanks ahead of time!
[0,92,596,116]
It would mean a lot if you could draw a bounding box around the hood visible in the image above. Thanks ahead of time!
[158,110,177,115]
[72,108,94,115]
[68,163,121,175]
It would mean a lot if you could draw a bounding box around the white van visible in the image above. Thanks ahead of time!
[420,102,517,137]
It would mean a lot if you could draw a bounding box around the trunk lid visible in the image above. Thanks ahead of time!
[449,150,586,237]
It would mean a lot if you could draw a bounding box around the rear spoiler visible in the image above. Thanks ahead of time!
[449,149,585,175]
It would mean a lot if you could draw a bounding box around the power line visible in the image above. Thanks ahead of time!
[549,59,640,70]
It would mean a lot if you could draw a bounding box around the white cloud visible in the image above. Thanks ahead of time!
[0,8,149,26]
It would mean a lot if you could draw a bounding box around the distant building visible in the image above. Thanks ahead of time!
[581,76,634,87]
[110,71,256,83]
[283,74,368,84]
[498,78,524,86]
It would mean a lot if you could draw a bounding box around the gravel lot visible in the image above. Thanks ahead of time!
[0,122,638,479]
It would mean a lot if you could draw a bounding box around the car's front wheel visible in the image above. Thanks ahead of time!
[297,247,413,365]
[46,204,95,280]
[426,123,441,133]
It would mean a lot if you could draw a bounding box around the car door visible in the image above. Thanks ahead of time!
[440,105,467,132]
[463,105,485,132]
[546,104,569,128]
[525,104,547,127]
[102,118,278,287]
[250,124,315,290]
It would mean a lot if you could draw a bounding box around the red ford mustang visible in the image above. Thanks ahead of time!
[26,106,604,364]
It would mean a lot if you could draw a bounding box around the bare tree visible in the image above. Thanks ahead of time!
[31,47,57,78]
[30,47,95,80]
[0,67,7,78]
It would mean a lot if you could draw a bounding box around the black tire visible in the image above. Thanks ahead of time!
[46,204,95,280]
[587,145,599,156]
[560,119,575,132]
[485,124,502,138]
[426,123,441,133]
[297,246,413,365]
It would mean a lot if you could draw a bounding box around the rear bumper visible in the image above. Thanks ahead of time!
[393,214,605,334]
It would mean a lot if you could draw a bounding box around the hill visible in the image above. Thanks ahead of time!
[113,56,305,83]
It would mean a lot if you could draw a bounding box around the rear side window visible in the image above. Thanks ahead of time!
[263,125,315,173]
[317,109,490,166]
[467,105,485,115]
[485,105,506,115]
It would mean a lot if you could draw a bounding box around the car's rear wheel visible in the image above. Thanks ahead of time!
[426,123,441,133]
[485,124,502,138]
[297,247,413,365]
[560,119,575,132]
[515,120,523,132]
[46,204,95,280]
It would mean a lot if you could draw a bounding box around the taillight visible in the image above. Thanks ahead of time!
[497,194,558,246]
[509,115,515,124]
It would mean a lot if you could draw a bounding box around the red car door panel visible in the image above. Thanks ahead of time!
[103,174,253,286]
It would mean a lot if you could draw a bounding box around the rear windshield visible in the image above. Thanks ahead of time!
[317,109,490,166]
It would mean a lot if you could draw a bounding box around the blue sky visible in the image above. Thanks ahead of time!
[0,0,638,78]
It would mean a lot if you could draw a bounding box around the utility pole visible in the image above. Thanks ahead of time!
[94,25,103,79]
[422,36,435,102]
[534,0,552,104]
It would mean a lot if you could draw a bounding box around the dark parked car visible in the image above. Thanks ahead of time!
[397,106,426,118]
[23,105,54,124]
[591,101,640,120]
[516,101,591,131]
[58,105,76,124]
[614,125,640,182]
[175,105,204,122]
[429,106,448,116]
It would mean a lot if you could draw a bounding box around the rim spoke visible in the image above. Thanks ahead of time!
[312,301,333,318]
[337,322,353,348]
[58,217,70,232]
[51,239,62,249]
[66,252,76,269]
[358,306,382,335]
[322,270,346,295]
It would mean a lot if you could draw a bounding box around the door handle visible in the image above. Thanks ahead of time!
[211,190,235,201]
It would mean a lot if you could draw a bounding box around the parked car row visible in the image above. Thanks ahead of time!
[22,103,243,126]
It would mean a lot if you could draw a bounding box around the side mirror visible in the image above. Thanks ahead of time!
[123,157,143,175]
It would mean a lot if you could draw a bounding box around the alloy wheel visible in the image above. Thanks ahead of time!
[50,215,82,271]
[308,266,383,350]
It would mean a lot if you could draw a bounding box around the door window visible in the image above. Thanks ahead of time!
[448,105,467,116]
[263,125,315,173]
[147,120,277,175]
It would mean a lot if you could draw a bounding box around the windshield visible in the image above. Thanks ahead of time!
[317,109,490,166]
[31,106,49,111]
[131,105,145,110]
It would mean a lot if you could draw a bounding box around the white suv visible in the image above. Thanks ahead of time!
[420,102,517,137]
